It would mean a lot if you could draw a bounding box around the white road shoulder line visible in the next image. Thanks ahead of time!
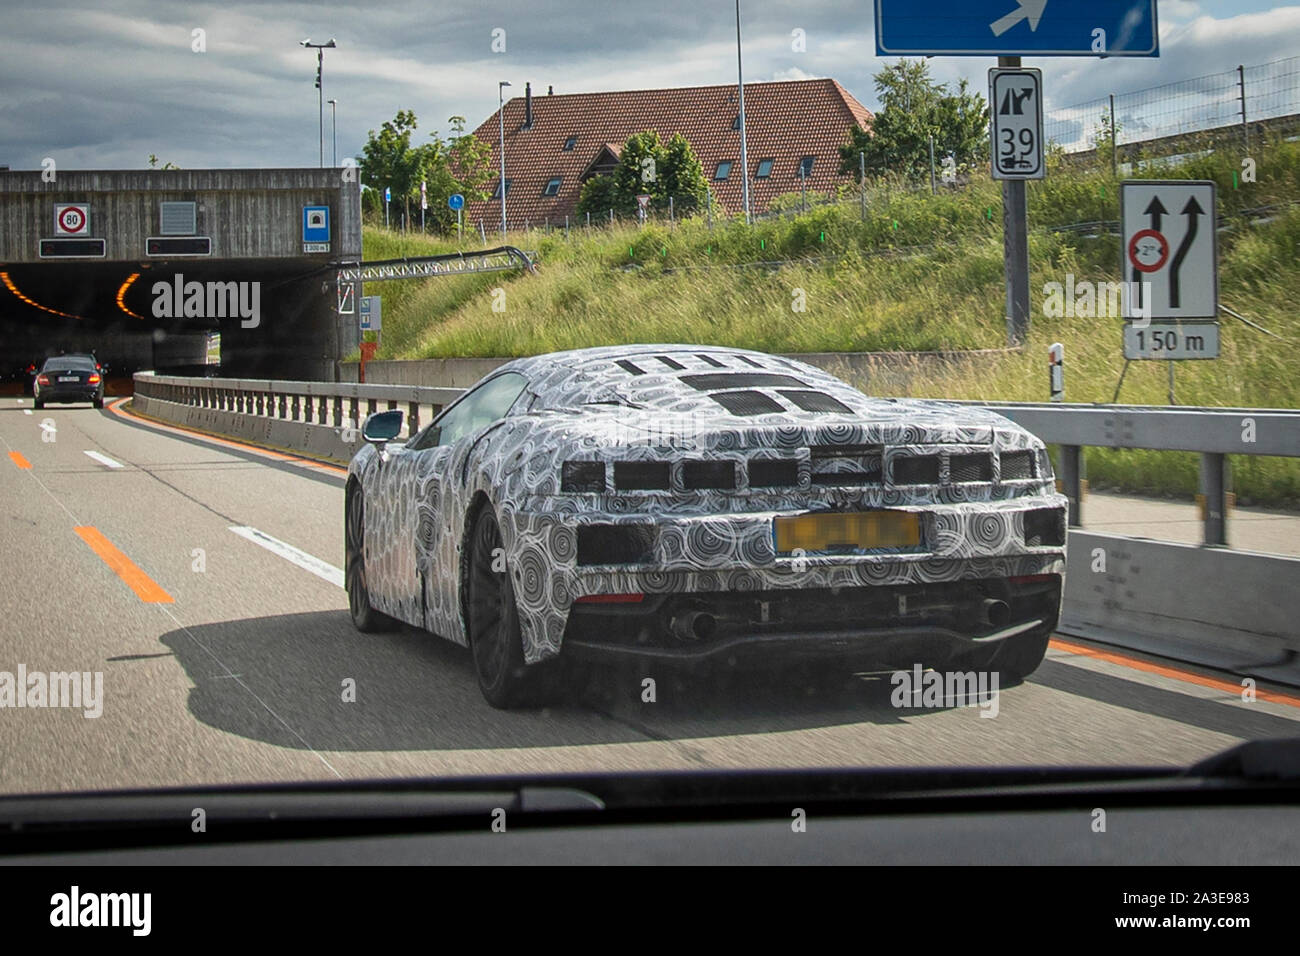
[228,525,344,589]
[83,450,123,469]
[23,410,32,415]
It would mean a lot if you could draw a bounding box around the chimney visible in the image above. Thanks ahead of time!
[524,82,533,129]
[548,85,553,95]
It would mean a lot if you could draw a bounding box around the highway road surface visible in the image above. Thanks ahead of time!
[2,395,1299,797]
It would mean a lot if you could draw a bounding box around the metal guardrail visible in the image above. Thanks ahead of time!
[951,401,1300,547]
[134,372,462,438]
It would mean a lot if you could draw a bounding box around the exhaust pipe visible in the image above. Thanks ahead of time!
[670,610,717,642]
[981,599,1010,628]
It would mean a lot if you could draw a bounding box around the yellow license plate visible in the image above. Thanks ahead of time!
[774,511,920,554]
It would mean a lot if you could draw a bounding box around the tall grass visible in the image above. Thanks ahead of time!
[358,138,1300,506]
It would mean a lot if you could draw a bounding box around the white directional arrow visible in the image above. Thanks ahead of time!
[990,0,1049,36]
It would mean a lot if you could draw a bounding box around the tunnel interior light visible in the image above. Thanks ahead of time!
[116,272,145,320]
[0,271,82,319]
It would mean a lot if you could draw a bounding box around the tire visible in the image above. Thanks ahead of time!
[93,396,104,409]
[466,506,565,709]
[33,399,43,410]
[344,483,397,633]
[950,625,1050,686]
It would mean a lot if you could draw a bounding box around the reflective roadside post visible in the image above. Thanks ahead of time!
[1049,343,1064,402]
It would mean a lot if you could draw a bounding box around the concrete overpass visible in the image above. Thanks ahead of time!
[0,168,361,380]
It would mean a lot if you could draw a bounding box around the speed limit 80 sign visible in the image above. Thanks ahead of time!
[989,68,1044,180]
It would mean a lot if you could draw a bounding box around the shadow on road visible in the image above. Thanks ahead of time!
[158,610,938,753]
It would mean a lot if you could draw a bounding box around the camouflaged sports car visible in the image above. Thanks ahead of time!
[345,345,1068,708]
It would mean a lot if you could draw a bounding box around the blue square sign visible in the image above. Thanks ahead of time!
[303,205,331,243]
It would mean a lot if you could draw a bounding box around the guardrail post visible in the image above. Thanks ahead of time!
[1199,452,1229,547]
[277,394,287,419]
[349,397,359,428]
[256,392,264,416]
[1058,445,1084,527]
[408,401,419,434]
[366,399,377,416]
[319,396,329,425]
[291,394,300,421]
[334,396,344,428]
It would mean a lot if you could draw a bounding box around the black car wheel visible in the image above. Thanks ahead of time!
[466,506,564,709]
[344,483,396,633]
[950,625,1051,686]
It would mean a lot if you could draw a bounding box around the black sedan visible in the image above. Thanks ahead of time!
[33,355,105,409]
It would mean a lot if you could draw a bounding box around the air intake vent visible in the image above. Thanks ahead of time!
[683,460,736,490]
[950,453,993,483]
[709,390,784,416]
[1001,450,1035,480]
[748,458,799,488]
[1023,508,1066,547]
[614,461,670,490]
[893,455,940,485]
[655,355,685,370]
[809,444,882,486]
[696,354,725,367]
[615,360,645,376]
[680,373,805,391]
[577,524,654,566]
[778,390,853,414]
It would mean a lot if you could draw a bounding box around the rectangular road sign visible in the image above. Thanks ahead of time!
[874,0,1158,57]
[990,68,1043,180]
[1121,180,1217,321]
[303,205,330,243]
[359,295,381,331]
[1124,321,1220,360]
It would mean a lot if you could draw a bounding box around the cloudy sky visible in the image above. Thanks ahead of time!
[0,1,1296,170]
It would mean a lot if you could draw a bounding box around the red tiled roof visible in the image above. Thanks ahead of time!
[465,78,873,227]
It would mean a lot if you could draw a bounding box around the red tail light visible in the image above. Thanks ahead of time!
[87,374,101,384]
[574,593,645,604]
[36,374,49,385]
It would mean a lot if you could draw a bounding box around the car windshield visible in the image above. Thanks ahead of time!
[42,358,95,371]
[2,0,1299,831]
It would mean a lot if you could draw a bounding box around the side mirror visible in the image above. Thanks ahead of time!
[361,409,403,446]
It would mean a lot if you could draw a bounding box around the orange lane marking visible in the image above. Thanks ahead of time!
[73,525,174,604]
[1050,636,1300,709]
[108,398,348,476]
[8,451,32,469]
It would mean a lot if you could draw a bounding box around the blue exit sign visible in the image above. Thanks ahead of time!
[875,0,1159,57]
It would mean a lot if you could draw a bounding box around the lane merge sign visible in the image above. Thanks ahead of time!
[1121,180,1219,360]
[989,68,1044,180]
[874,0,1159,56]
[1121,181,1217,319]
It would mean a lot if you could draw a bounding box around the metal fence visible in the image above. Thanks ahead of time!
[1045,55,1300,155]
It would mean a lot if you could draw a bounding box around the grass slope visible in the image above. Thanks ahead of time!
[360,140,1300,505]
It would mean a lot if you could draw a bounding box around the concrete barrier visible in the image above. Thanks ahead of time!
[1062,532,1300,685]
[132,392,363,463]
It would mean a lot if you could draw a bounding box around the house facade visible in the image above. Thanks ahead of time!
[464,78,873,228]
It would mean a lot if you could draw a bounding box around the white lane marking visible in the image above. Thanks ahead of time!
[84,450,123,469]
[23,409,32,415]
[228,525,344,589]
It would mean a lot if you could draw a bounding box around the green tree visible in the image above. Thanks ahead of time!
[839,59,989,185]
[358,111,493,231]
[575,174,628,219]
[575,130,711,220]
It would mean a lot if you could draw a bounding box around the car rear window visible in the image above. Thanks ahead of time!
[43,358,95,371]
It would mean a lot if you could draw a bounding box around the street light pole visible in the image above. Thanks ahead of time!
[328,99,337,167]
[735,0,751,224]
[300,38,336,168]
[498,81,511,236]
